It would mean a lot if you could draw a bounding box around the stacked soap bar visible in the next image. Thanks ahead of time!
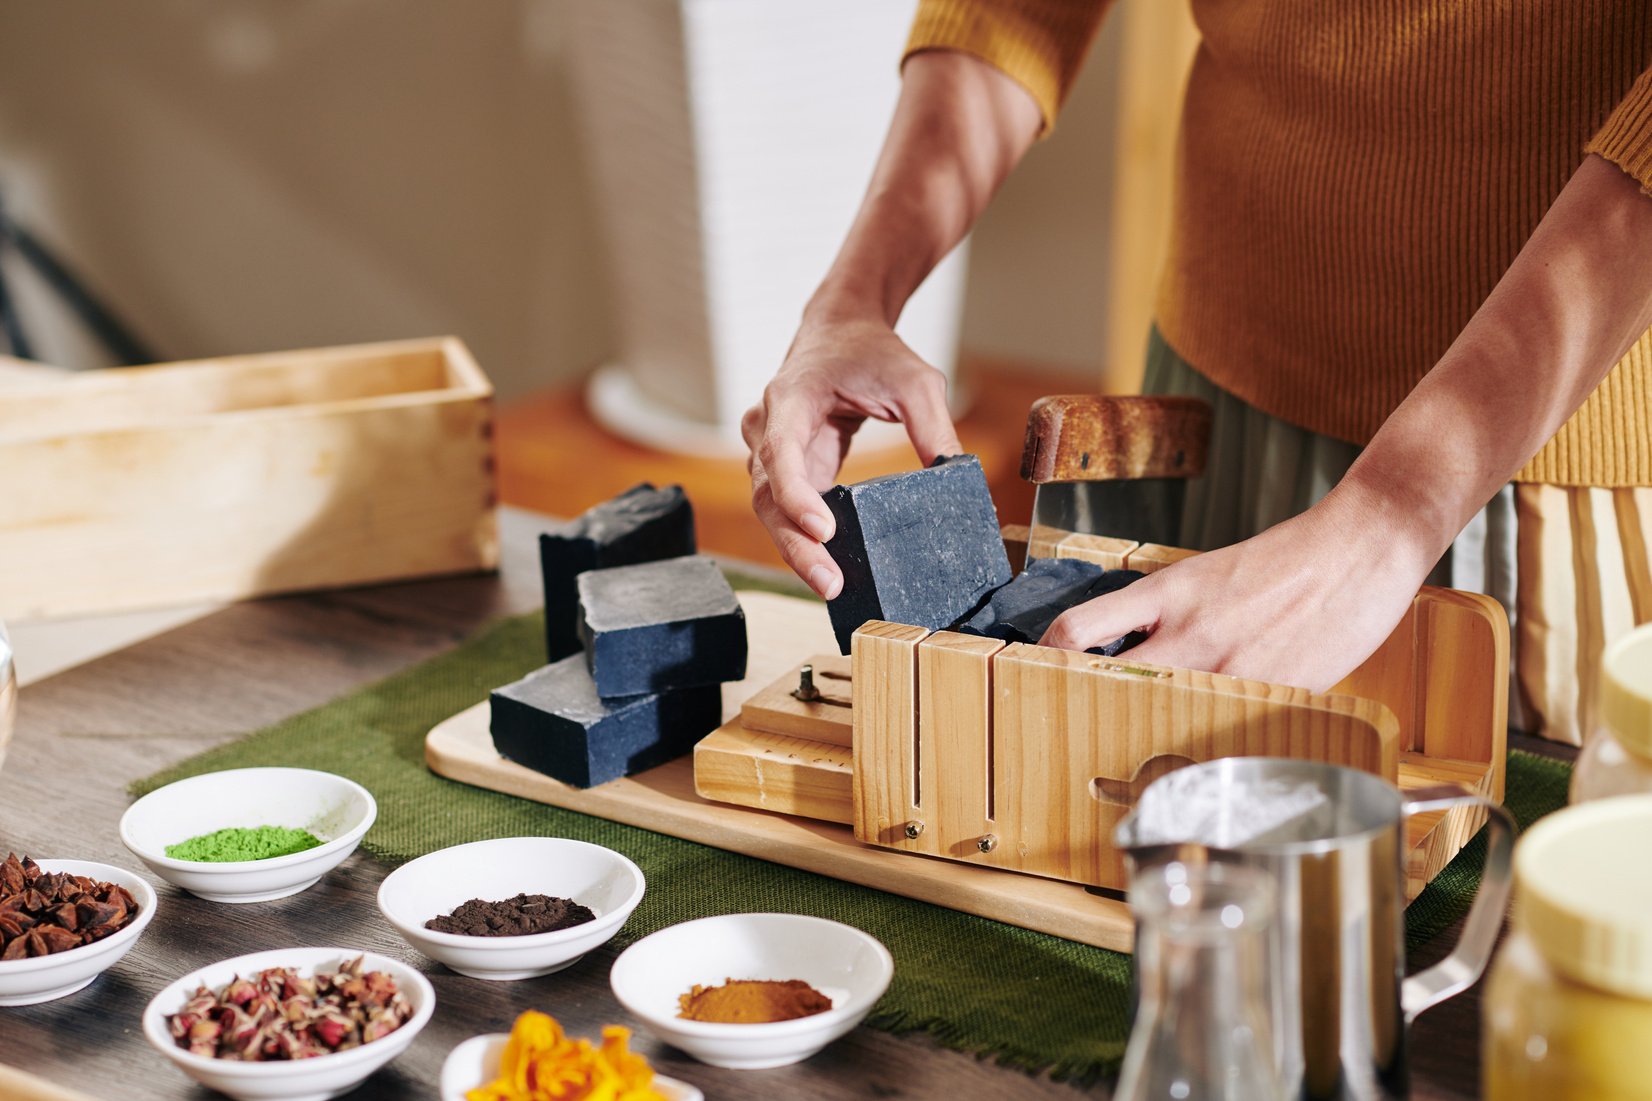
[821,454,1012,653]
[577,556,747,697]
[496,487,746,789]
[539,483,696,662]
[491,657,722,788]
[955,557,1147,656]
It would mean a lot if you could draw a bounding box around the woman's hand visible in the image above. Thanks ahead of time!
[1040,487,1434,692]
[741,51,1041,597]
[742,315,962,599]
[1045,157,1652,690]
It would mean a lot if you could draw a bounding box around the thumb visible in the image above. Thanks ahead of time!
[1040,584,1161,653]
[895,369,964,463]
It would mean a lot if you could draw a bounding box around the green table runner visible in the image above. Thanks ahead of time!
[135,592,1571,1082]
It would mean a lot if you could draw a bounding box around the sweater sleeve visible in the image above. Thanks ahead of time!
[904,0,1113,134]
[1586,66,1652,195]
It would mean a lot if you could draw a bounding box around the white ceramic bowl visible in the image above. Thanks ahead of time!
[609,913,894,1069]
[377,837,645,980]
[120,767,376,903]
[0,859,158,1006]
[142,946,434,1101]
[441,1033,702,1101]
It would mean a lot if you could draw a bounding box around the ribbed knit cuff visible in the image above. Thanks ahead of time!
[1587,67,1652,196]
[904,0,1111,135]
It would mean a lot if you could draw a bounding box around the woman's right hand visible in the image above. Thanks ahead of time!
[740,50,1041,596]
[742,311,962,599]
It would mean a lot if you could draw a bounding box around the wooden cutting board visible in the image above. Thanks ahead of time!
[425,590,1138,951]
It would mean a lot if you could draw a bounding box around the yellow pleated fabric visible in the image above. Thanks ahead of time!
[1516,484,1652,745]
[907,0,1652,487]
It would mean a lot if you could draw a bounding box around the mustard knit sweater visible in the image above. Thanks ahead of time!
[908,0,1652,486]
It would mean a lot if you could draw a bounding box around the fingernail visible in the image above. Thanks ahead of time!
[809,566,841,600]
[801,512,834,542]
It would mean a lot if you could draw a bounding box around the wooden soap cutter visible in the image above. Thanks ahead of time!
[696,396,1508,899]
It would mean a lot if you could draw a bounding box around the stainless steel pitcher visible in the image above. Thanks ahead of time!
[1113,758,1515,1101]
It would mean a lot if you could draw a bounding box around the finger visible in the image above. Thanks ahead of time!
[894,367,964,463]
[1040,586,1161,653]
[751,466,842,599]
[758,405,837,544]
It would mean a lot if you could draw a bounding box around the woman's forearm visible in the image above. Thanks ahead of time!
[1331,154,1652,569]
[808,50,1042,327]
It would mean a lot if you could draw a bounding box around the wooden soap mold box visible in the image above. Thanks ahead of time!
[700,523,1508,900]
[0,338,498,620]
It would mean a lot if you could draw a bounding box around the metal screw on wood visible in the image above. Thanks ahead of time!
[977,834,998,854]
[792,664,823,702]
[903,821,925,840]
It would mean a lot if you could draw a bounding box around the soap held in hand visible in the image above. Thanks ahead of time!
[955,557,1147,657]
[821,454,1012,654]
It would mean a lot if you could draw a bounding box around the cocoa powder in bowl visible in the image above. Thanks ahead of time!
[424,893,594,937]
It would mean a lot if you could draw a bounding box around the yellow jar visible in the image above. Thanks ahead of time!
[1571,624,1652,803]
[1484,796,1652,1100]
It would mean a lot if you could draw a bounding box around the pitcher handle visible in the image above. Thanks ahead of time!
[1398,784,1516,1025]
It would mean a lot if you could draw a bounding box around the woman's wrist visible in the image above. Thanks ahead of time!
[801,277,898,330]
[1314,461,1460,585]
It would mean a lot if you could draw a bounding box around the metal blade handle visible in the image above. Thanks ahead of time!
[1020,395,1212,484]
[1399,785,1517,1024]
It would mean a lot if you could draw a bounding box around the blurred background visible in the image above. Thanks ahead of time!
[0,0,1195,568]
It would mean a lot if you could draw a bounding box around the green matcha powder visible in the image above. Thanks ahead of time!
[166,825,325,862]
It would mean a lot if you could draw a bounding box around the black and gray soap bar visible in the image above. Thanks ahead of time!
[490,655,722,788]
[577,555,748,698]
[539,483,696,662]
[956,558,1147,656]
[821,454,1013,654]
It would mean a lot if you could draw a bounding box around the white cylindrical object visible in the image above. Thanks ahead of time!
[566,0,968,453]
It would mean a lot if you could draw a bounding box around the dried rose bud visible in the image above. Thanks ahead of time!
[222,977,258,1007]
[311,1013,352,1050]
[361,1014,400,1043]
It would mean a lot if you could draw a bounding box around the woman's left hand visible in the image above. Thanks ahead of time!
[1038,491,1435,693]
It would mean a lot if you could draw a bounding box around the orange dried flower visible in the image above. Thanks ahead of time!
[466,1010,666,1101]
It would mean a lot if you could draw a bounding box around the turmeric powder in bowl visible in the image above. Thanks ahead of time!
[677,978,832,1024]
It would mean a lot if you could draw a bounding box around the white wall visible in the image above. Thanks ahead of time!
[0,0,1119,401]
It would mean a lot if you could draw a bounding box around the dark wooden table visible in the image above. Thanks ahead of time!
[0,509,1565,1099]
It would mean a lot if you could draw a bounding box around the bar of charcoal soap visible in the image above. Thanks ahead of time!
[821,454,1012,653]
[956,558,1147,656]
[539,484,696,662]
[490,656,722,788]
[577,555,748,697]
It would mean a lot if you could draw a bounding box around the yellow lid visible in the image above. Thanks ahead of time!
[1514,796,1652,1000]
[1600,624,1652,758]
